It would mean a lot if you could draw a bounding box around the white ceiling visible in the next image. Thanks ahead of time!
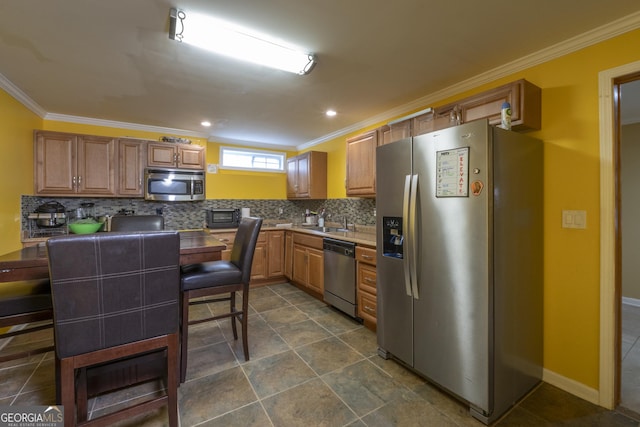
[1,1,640,150]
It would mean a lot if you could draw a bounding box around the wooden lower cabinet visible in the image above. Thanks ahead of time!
[356,245,377,330]
[291,233,324,295]
[208,229,285,284]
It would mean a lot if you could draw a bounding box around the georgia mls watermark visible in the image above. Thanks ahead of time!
[0,406,63,427]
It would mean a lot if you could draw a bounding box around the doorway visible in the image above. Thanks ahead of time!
[619,77,640,415]
[598,60,640,411]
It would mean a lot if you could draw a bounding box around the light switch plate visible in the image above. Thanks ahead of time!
[562,210,587,229]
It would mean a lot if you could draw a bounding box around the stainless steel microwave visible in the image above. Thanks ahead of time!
[144,168,205,201]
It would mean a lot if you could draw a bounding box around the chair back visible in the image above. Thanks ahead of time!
[229,217,263,284]
[47,231,180,359]
[110,215,164,232]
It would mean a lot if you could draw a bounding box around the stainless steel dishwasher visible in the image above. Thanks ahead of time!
[323,238,357,318]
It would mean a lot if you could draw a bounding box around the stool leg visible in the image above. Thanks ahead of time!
[241,287,249,361]
[180,291,190,383]
[230,291,238,340]
[60,358,76,427]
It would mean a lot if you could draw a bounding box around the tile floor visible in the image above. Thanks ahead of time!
[621,301,640,416]
[2,282,640,426]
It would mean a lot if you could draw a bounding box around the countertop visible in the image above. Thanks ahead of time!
[210,222,377,247]
[22,223,377,247]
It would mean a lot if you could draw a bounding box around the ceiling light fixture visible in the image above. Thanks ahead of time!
[326,110,337,117]
[201,121,211,127]
[169,8,316,75]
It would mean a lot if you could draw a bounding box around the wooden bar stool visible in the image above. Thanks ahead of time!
[179,217,262,382]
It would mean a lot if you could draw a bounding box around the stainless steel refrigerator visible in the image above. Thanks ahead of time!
[376,119,543,424]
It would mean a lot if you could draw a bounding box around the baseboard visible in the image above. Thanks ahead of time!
[622,297,640,307]
[542,368,600,405]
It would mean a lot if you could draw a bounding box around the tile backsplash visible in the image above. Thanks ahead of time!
[22,196,377,232]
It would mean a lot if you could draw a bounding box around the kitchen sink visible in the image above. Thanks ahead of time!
[308,226,350,233]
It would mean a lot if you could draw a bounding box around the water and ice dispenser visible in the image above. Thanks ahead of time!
[382,216,404,259]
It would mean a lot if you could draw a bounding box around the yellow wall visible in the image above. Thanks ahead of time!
[0,90,42,254]
[2,28,640,393]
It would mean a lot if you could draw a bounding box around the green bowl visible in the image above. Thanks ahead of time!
[68,222,104,234]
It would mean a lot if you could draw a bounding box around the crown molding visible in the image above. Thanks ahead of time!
[43,113,210,139]
[299,11,640,150]
[0,72,47,117]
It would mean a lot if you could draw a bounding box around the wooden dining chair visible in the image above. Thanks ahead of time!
[0,279,53,363]
[179,217,262,382]
[47,231,180,427]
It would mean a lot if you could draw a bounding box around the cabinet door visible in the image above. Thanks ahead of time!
[267,231,285,278]
[251,240,267,280]
[76,135,117,196]
[388,120,411,144]
[411,111,436,137]
[284,232,293,279]
[210,231,236,261]
[292,244,308,285]
[147,143,177,168]
[295,154,310,198]
[118,139,145,196]
[346,130,377,197]
[177,145,205,169]
[306,247,324,294]
[286,158,298,198]
[34,131,77,195]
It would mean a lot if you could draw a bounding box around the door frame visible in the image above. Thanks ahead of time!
[599,59,640,409]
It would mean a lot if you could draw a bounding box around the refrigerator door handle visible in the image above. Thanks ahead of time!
[409,174,419,299]
[402,175,412,297]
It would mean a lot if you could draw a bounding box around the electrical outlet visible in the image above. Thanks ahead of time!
[562,210,587,229]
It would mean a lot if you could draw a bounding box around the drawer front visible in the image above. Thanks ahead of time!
[358,291,377,324]
[358,263,377,295]
[356,246,376,265]
[209,231,236,245]
[293,232,323,250]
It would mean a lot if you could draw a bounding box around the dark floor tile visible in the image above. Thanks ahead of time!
[368,355,428,391]
[21,357,56,394]
[262,378,357,426]
[243,349,316,398]
[413,381,479,427]
[280,289,320,305]
[178,366,257,426]
[9,385,57,406]
[495,405,552,426]
[222,316,290,362]
[276,319,332,348]
[323,359,407,416]
[297,336,365,376]
[312,310,363,335]
[0,361,40,399]
[249,294,291,313]
[296,299,334,318]
[519,383,609,423]
[200,401,272,427]
[184,340,238,381]
[268,282,301,296]
[361,390,458,426]
[185,319,226,350]
[338,327,378,357]
[260,305,309,329]
[249,286,278,300]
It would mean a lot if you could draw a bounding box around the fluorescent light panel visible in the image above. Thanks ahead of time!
[169,8,316,75]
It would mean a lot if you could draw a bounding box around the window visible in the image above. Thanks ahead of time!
[219,147,285,172]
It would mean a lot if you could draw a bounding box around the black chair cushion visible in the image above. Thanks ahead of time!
[180,261,243,292]
[0,279,51,317]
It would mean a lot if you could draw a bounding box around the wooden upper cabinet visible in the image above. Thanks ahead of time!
[434,79,541,132]
[147,142,205,170]
[384,79,542,145]
[346,130,378,197]
[34,131,116,196]
[117,138,146,197]
[286,151,327,199]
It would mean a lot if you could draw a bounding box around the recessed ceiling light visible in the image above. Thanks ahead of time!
[326,110,337,117]
[201,121,212,127]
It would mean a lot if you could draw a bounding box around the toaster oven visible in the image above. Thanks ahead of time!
[206,208,240,229]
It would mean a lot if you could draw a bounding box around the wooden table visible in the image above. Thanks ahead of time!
[0,230,225,283]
